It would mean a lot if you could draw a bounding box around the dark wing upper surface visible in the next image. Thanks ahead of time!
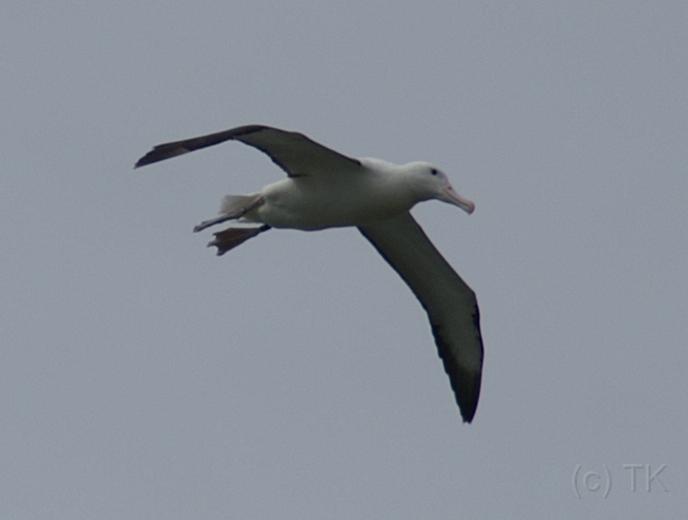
[359,212,484,422]
[135,124,362,177]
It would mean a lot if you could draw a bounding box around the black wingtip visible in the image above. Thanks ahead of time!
[134,144,190,168]
[430,326,483,423]
[134,153,156,169]
[134,125,271,169]
[134,150,158,169]
[452,365,482,423]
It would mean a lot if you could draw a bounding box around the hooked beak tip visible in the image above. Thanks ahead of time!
[442,187,476,215]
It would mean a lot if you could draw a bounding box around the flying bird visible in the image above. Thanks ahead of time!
[135,125,484,422]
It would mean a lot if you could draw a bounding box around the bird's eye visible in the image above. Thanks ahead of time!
[430,168,438,176]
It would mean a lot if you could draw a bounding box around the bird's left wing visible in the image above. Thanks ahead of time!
[359,212,484,422]
[135,124,362,177]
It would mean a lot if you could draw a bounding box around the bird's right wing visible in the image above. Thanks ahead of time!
[135,124,363,178]
[359,212,484,422]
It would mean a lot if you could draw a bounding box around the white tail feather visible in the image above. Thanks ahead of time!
[219,194,260,215]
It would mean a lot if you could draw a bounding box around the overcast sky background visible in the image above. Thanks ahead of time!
[2,1,686,518]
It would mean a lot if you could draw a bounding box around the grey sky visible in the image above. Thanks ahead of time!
[2,1,686,518]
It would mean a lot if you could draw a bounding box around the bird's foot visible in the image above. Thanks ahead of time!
[207,225,271,256]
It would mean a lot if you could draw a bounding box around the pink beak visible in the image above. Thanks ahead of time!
[439,186,476,214]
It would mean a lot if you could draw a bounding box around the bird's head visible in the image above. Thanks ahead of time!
[405,162,475,214]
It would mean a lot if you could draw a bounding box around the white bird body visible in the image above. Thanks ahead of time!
[243,159,431,230]
[135,125,484,423]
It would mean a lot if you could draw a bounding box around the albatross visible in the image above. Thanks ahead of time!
[135,125,484,422]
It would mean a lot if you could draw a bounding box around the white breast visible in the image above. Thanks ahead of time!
[246,172,415,230]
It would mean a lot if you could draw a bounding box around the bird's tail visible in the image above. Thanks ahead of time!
[193,194,264,233]
[219,194,261,216]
